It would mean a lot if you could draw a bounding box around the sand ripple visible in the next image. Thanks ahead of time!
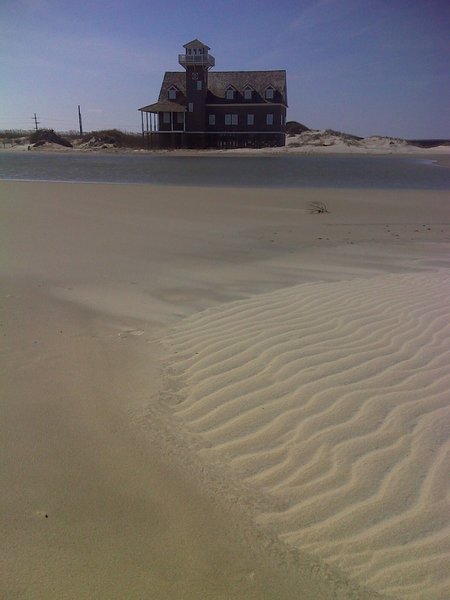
[164,271,450,600]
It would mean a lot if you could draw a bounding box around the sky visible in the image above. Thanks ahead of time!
[0,0,449,138]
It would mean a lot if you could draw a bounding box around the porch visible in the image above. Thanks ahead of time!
[139,102,186,138]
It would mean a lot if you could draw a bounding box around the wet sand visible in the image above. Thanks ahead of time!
[1,180,449,599]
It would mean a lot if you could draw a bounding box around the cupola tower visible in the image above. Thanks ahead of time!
[179,39,215,132]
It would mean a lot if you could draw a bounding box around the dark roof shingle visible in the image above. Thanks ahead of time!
[140,71,287,112]
[148,70,287,109]
[208,70,286,103]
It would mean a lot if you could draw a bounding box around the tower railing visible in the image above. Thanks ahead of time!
[178,54,215,68]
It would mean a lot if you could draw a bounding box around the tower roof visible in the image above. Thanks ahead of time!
[183,39,210,50]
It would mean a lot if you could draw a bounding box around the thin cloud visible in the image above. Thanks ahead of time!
[288,0,358,33]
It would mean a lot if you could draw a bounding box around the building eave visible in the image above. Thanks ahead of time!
[139,101,186,113]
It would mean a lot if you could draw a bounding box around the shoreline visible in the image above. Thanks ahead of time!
[2,180,449,599]
[2,144,450,170]
[2,138,450,168]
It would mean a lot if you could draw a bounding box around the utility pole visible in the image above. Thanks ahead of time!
[33,113,40,130]
[78,105,83,137]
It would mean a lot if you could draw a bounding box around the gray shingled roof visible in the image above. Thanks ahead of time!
[158,72,186,103]
[208,70,286,103]
[139,70,287,112]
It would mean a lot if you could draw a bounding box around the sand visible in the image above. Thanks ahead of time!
[1,180,449,599]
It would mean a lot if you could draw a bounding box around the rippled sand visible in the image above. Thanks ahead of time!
[164,271,450,599]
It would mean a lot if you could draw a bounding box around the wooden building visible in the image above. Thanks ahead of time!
[139,39,287,149]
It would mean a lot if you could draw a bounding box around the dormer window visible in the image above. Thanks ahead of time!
[225,86,235,100]
[244,86,253,100]
[168,86,177,100]
[265,86,275,100]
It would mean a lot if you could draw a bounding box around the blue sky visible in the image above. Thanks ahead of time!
[1,0,449,137]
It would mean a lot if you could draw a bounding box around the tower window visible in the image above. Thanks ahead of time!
[168,88,177,100]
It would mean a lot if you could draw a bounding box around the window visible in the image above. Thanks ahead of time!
[266,113,273,125]
[188,102,193,112]
[197,80,202,91]
[163,112,170,124]
[265,87,274,100]
[177,112,184,124]
[225,87,234,100]
[247,114,254,126]
[225,114,238,125]
[209,114,216,125]
[168,88,177,100]
[244,88,252,100]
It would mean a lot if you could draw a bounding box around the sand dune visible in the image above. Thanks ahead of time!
[164,271,450,600]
